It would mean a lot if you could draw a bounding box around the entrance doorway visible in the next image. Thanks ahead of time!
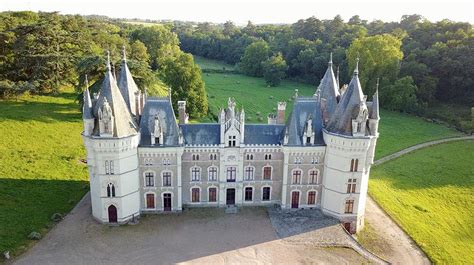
[163,193,172,211]
[226,188,235,205]
[291,191,299,208]
[108,205,117,223]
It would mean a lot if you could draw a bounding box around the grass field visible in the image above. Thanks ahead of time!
[194,55,236,71]
[369,140,474,264]
[0,89,88,257]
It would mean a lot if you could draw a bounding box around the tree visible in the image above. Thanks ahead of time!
[262,53,288,86]
[159,52,208,118]
[347,34,403,95]
[240,41,270,77]
[380,76,418,112]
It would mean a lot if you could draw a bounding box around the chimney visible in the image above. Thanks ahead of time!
[277,102,286,124]
[178,101,187,124]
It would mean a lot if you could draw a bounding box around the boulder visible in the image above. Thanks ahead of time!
[51,213,63,222]
[28,232,41,240]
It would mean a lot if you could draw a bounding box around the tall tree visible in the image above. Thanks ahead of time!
[240,41,270,77]
[262,53,288,86]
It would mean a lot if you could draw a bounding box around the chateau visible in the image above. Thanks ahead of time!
[82,49,379,233]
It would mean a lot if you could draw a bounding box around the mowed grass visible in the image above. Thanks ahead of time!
[0,89,88,257]
[369,140,474,264]
[194,55,236,71]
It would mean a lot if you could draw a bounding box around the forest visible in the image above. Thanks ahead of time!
[0,11,208,118]
[174,15,473,114]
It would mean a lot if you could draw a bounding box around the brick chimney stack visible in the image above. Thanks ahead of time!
[277,102,286,124]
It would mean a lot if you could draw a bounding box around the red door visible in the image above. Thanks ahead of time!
[108,205,117,223]
[163,193,172,211]
[291,191,299,208]
[146,194,155,209]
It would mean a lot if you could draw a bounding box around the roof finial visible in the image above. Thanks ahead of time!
[329,52,333,67]
[354,56,359,76]
[122,45,127,62]
[85,74,89,89]
[106,50,111,71]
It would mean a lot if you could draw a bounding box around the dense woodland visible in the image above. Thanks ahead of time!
[0,11,208,118]
[174,15,473,112]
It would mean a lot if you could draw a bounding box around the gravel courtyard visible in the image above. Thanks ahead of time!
[14,194,369,264]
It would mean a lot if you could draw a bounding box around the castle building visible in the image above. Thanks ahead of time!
[82,49,379,233]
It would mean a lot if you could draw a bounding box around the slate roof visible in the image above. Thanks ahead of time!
[180,124,221,146]
[326,67,364,136]
[82,87,93,120]
[244,124,285,145]
[139,97,180,146]
[318,56,340,116]
[369,89,380,120]
[285,97,325,146]
[92,59,138,138]
[117,54,140,114]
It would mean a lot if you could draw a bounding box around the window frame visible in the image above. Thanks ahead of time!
[308,169,319,184]
[208,187,217,202]
[262,186,271,201]
[191,187,200,203]
[226,166,237,182]
[244,166,255,181]
[145,172,155,187]
[191,166,201,182]
[292,169,302,184]
[307,191,316,205]
[208,166,218,182]
[244,187,253,201]
[162,171,172,187]
[263,166,272,180]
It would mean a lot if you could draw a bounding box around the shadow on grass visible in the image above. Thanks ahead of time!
[0,92,82,123]
[0,178,89,256]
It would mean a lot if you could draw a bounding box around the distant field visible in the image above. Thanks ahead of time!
[196,57,462,158]
[123,20,161,27]
[0,89,88,257]
[369,140,474,264]
[194,55,236,71]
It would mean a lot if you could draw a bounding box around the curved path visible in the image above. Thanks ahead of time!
[363,135,473,264]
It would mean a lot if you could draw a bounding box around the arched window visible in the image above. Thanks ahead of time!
[347,178,356,193]
[192,154,200,161]
[354,159,359,172]
[107,183,115,197]
[208,166,218,181]
[292,170,302,184]
[309,170,319,184]
[191,188,200,202]
[226,167,236,182]
[262,187,271,201]
[191,167,201,181]
[246,154,254,160]
[244,166,254,180]
[264,154,272,160]
[308,191,316,205]
[208,187,217,202]
[350,159,354,172]
[145,172,154,187]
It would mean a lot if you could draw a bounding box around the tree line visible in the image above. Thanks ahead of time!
[0,11,208,118]
[173,15,473,112]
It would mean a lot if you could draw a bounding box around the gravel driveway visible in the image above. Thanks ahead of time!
[14,194,367,264]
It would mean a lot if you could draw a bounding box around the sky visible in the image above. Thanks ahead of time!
[1,0,472,24]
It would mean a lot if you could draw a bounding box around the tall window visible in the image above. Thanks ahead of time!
[209,153,217,160]
[262,187,271,201]
[208,187,217,202]
[191,188,200,202]
[292,170,302,184]
[345,200,354,213]
[192,154,200,161]
[309,170,319,184]
[244,166,254,180]
[245,187,253,201]
[105,160,114,175]
[146,193,155,209]
[162,172,172,187]
[246,154,254,160]
[264,154,272,160]
[145,172,154,187]
[228,135,236,147]
[227,167,236,182]
[191,167,201,181]
[350,159,359,172]
[107,183,115,197]
[208,167,218,181]
[347,179,356,193]
[263,166,272,180]
[308,191,316,205]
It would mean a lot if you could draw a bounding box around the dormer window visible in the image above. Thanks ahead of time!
[228,135,236,147]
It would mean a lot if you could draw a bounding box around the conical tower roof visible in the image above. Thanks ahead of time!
[117,46,140,116]
[93,51,138,137]
[317,53,340,115]
[326,58,365,135]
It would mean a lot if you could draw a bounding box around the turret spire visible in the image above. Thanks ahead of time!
[354,57,359,76]
[122,45,127,62]
[82,74,93,120]
[336,65,340,89]
[328,52,333,67]
[106,50,111,71]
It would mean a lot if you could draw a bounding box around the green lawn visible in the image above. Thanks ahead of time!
[194,55,236,71]
[369,140,474,264]
[0,90,88,257]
